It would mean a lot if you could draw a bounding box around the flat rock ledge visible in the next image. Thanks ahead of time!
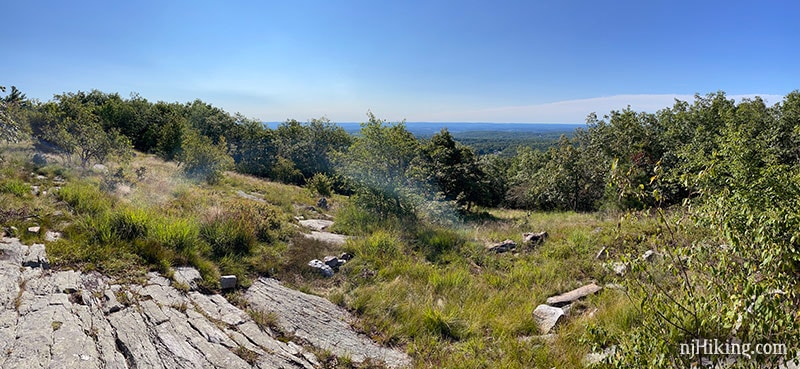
[302,231,348,246]
[246,278,411,369]
[0,237,409,368]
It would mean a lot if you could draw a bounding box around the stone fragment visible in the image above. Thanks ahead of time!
[546,283,602,307]
[487,239,517,253]
[611,261,627,276]
[220,275,237,289]
[308,259,334,277]
[27,226,41,234]
[323,255,345,270]
[44,231,62,242]
[173,267,202,291]
[23,243,50,269]
[533,304,565,334]
[523,231,548,246]
[642,249,659,262]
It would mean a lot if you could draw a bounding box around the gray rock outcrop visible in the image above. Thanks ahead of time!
[0,237,409,368]
[302,231,347,246]
[298,219,334,232]
[246,278,411,368]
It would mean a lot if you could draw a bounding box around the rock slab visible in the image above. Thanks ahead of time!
[246,277,411,368]
[546,283,602,307]
[299,219,334,232]
[0,238,348,369]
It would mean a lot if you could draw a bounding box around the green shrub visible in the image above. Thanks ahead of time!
[178,133,233,184]
[306,173,333,197]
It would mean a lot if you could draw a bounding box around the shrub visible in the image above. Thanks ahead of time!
[178,133,233,184]
[306,173,333,197]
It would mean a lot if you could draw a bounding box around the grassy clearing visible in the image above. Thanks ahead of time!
[1,147,321,288]
[318,207,659,368]
[0,144,681,368]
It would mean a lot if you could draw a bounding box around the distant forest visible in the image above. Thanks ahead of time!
[3,87,800,214]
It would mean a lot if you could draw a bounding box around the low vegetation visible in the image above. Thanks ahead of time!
[1,85,798,368]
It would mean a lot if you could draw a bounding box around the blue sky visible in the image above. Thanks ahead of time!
[3,0,797,123]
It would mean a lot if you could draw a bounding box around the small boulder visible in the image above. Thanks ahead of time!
[299,219,334,232]
[91,163,108,173]
[317,197,329,210]
[323,255,345,270]
[523,231,548,246]
[642,250,659,262]
[27,226,41,234]
[488,239,517,253]
[533,304,565,334]
[44,231,62,242]
[220,275,237,289]
[308,259,334,277]
[610,262,627,276]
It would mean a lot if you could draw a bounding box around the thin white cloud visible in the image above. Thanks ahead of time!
[429,93,787,123]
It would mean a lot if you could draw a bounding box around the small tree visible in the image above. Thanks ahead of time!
[335,112,420,218]
[177,132,233,184]
[0,86,27,144]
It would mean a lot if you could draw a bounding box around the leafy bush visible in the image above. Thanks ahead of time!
[178,132,233,184]
[306,173,333,197]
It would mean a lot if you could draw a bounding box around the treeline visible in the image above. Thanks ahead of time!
[0,89,505,215]
[3,88,800,216]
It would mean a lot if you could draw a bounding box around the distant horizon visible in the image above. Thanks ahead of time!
[3,1,796,123]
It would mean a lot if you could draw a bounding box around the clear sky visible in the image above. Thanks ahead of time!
[3,0,797,123]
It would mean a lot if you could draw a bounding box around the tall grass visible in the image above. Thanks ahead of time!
[0,178,30,197]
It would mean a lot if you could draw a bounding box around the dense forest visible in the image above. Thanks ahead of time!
[2,86,799,368]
